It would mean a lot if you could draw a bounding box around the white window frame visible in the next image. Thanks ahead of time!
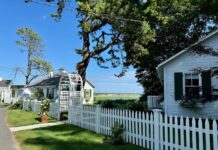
[183,72,202,97]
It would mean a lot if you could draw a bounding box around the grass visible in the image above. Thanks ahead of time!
[7,109,56,127]
[94,93,141,102]
[0,102,10,107]
[15,124,146,150]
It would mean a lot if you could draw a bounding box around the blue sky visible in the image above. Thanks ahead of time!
[0,1,143,94]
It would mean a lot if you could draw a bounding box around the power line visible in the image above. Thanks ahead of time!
[30,0,145,23]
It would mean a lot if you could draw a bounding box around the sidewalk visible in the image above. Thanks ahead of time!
[0,106,19,150]
[10,122,64,132]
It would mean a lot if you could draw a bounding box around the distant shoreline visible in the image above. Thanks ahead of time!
[95,93,142,95]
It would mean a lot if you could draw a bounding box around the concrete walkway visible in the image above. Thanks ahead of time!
[0,106,19,150]
[10,122,64,132]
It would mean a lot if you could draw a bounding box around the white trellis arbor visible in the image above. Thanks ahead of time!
[50,73,84,120]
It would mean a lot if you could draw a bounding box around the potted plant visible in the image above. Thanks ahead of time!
[40,99,50,122]
[179,94,204,108]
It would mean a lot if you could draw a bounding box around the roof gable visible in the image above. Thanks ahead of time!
[85,79,95,88]
[157,29,218,69]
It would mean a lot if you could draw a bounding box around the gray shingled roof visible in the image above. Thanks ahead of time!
[11,85,25,89]
[0,80,12,87]
[33,75,62,87]
[30,74,95,88]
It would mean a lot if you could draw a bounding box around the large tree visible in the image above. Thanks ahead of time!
[24,0,174,82]
[134,0,218,98]
[24,0,218,97]
[16,28,53,85]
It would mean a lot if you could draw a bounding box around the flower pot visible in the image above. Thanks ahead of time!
[40,114,48,122]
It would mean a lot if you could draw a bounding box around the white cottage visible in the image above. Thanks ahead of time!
[28,71,95,105]
[156,29,218,119]
[0,78,12,103]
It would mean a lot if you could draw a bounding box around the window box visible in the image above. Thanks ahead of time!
[179,99,204,108]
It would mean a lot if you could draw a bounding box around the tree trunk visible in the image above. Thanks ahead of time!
[77,53,91,86]
[77,30,90,86]
[26,47,32,85]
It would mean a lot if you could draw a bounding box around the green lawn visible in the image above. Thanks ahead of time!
[7,109,56,127]
[15,124,146,150]
[0,102,10,107]
[94,93,141,102]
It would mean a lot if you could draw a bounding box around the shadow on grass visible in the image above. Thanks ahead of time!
[20,124,145,150]
[34,117,40,122]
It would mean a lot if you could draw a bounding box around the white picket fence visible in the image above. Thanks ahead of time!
[23,100,60,120]
[69,105,218,150]
[23,100,41,113]
[49,102,60,120]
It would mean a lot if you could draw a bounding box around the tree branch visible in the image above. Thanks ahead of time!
[27,75,39,85]
[90,33,121,57]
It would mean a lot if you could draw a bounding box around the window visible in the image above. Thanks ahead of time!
[46,88,50,98]
[12,89,16,98]
[84,89,91,101]
[185,73,201,100]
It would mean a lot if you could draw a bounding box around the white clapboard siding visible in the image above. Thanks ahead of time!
[68,105,218,150]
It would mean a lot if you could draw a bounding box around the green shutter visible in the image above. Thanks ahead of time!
[89,89,92,98]
[174,72,183,100]
[202,71,212,100]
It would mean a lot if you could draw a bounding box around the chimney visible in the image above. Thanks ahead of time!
[59,68,67,75]
[49,72,54,78]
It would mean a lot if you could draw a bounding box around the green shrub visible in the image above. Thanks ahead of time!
[101,100,115,108]
[111,121,125,145]
[127,101,147,111]
[179,99,197,108]
[98,100,147,111]
[9,100,23,109]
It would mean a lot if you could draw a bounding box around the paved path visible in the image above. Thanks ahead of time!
[0,106,19,150]
[10,122,64,132]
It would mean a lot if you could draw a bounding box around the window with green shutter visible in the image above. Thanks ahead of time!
[174,72,183,100]
[184,73,200,100]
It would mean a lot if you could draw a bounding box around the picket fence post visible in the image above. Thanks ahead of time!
[95,105,101,134]
[152,109,162,150]
[33,99,37,113]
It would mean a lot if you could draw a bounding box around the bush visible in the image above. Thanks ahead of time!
[179,99,197,108]
[97,100,147,111]
[101,100,115,108]
[111,121,125,145]
[127,101,147,111]
[9,100,23,109]
[40,99,50,115]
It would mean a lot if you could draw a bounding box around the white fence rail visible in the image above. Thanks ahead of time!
[69,105,218,150]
